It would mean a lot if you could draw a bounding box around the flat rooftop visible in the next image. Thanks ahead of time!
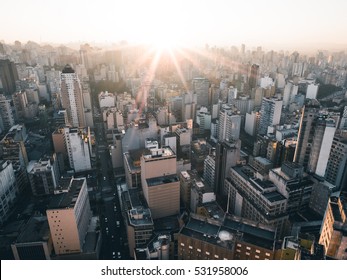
[48,178,86,209]
[146,174,179,187]
[263,191,287,203]
[180,215,276,251]
[16,216,50,243]
[254,156,272,165]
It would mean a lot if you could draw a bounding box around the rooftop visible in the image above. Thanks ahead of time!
[146,174,179,187]
[16,215,50,243]
[180,214,276,251]
[48,178,86,209]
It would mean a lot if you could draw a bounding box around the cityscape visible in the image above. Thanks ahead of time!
[1,1,347,261]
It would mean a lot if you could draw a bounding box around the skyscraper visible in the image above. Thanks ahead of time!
[46,177,92,255]
[0,94,15,132]
[218,104,241,142]
[249,64,259,90]
[307,117,336,177]
[140,147,180,219]
[294,100,324,171]
[60,65,86,127]
[319,196,347,259]
[325,134,347,191]
[0,59,19,95]
[258,98,283,135]
[64,127,92,172]
[214,139,241,197]
[192,78,210,108]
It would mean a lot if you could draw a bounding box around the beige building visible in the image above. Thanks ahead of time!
[46,177,91,255]
[319,196,347,259]
[178,214,276,260]
[141,147,180,219]
[60,65,85,128]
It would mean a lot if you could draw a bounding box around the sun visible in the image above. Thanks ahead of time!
[151,35,178,52]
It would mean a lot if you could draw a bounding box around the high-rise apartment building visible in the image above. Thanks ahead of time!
[0,160,16,225]
[140,147,179,219]
[319,196,347,259]
[325,135,347,191]
[60,65,85,127]
[0,94,15,132]
[249,64,259,90]
[0,125,29,194]
[218,104,241,142]
[46,177,92,255]
[64,127,92,172]
[192,78,209,108]
[269,162,314,214]
[339,106,347,129]
[294,99,320,167]
[214,140,241,196]
[226,165,289,238]
[203,153,216,189]
[27,155,60,196]
[307,117,336,177]
[258,98,283,135]
[0,59,19,95]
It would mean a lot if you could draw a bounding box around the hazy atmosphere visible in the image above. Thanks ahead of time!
[1,0,347,51]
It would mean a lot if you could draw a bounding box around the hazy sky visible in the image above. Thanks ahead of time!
[1,0,347,51]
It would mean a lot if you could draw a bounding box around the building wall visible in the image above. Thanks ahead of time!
[146,181,180,219]
[0,161,16,225]
[319,197,347,259]
[47,208,81,255]
[177,234,233,260]
[233,241,274,260]
[141,155,176,181]
[61,67,85,127]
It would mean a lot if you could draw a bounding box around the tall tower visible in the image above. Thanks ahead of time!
[294,99,320,168]
[46,177,92,255]
[60,65,85,127]
[319,196,347,259]
[214,139,241,197]
[249,64,259,90]
[325,134,347,191]
[258,97,283,135]
[0,59,19,95]
[140,147,180,219]
[0,94,15,132]
[218,105,241,142]
[192,78,210,108]
[307,117,336,176]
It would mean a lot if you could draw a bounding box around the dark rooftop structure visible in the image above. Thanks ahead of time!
[15,215,50,244]
[48,177,85,209]
[146,174,179,187]
[179,214,276,251]
[62,64,75,74]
